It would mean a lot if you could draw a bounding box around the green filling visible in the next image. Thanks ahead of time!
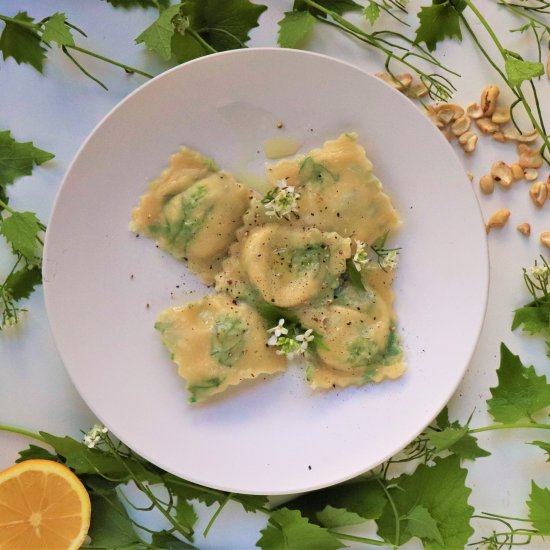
[210,315,247,367]
[286,243,330,275]
[149,183,212,252]
[187,377,224,403]
[346,324,403,374]
[299,157,338,185]
[348,338,379,367]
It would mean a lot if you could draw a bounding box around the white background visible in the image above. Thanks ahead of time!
[0,0,549,548]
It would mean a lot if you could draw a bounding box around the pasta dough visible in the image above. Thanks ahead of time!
[155,294,286,403]
[131,148,252,283]
[134,134,404,402]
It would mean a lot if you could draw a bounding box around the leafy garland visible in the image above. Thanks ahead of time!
[1,0,550,548]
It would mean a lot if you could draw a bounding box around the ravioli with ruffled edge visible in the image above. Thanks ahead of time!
[132,133,404,402]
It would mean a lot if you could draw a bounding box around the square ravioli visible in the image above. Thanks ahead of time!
[155,294,287,403]
[131,147,252,284]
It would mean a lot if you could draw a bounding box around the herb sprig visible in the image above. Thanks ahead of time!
[0,11,153,90]
[0,130,51,329]
[278,0,460,101]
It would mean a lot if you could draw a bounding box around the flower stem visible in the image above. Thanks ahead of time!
[469,422,550,434]
[375,477,400,547]
[329,531,388,546]
[64,45,154,79]
[0,423,45,442]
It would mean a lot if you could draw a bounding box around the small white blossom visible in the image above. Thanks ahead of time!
[531,263,549,279]
[263,179,300,218]
[267,318,288,346]
[381,250,399,271]
[275,337,302,359]
[84,424,108,449]
[352,240,370,271]
[295,328,314,353]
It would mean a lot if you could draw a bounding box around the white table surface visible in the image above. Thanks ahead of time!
[1,1,549,548]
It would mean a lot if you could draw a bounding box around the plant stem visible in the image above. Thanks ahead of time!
[0,14,154,79]
[328,531,388,546]
[203,492,232,537]
[462,0,550,164]
[64,45,154,79]
[469,422,550,434]
[0,423,45,442]
[375,477,400,548]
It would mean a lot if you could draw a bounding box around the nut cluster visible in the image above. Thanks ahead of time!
[420,83,549,248]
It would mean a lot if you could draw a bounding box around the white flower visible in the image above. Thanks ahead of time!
[267,318,288,346]
[274,336,302,359]
[263,179,300,218]
[295,328,314,353]
[352,240,370,271]
[531,263,549,279]
[84,424,108,449]
[381,250,399,271]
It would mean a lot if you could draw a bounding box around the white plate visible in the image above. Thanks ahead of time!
[44,48,488,495]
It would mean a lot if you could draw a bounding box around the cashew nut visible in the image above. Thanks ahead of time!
[491,107,511,125]
[467,102,483,119]
[541,231,550,249]
[479,174,494,194]
[476,117,500,134]
[524,168,539,181]
[486,208,511,232]
[458,131,478,152]
[517,223,531,237]
[517,144,544,169]
[511,163,524,181]
[436,103,465,124]
[491,161,514,188]
[530,181,548,208]
[481,85,500,116]
[451,115,472,136]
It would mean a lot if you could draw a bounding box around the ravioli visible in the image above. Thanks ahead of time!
[131,147,252,283]
[155,294,286,403]
[298,265,404,389]
[135,134,404,402]
[217,224,351,308]
[265,133,401,244]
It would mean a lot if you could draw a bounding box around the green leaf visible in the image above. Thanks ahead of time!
[257,508,343,550]
[512,302,550,335]
[406,505,444,545]
[42,13,74,47]
[39,432,163,485]
[287,478,387,523]
[376,456,474,548]
[415,0,464,52]
[0,130,54,187]
[16,444,59,463]
[487,343,550,423]
[135,4,181,60]
[427,425,489,460]
[527,481,550,534]
[530,440,550,462]
[364,2,381,25]
[171,32,208,63]
[4,266,42,301]
[316,505,366,528]
[104,0,170,8]
[88,487,142,547]
[277,11,317,48]
[293,0,362,16]
[0,12,47,72]
[190,0,267,51]
[345,260,366,291]
[505,56,545,87]
[151,531,197,549]
[447,432,490,460]
[435,406,450,429]
[0,212,41,262]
